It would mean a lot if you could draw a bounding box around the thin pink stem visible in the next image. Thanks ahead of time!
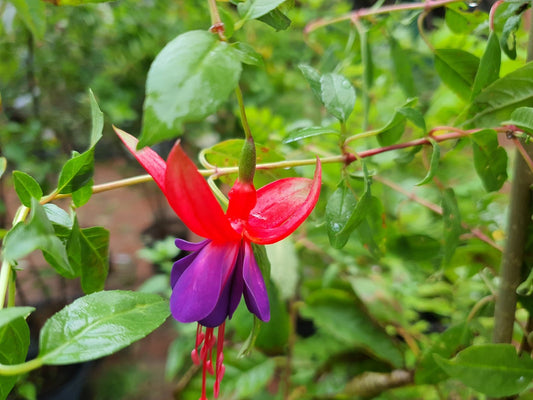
[513,137,533,174]
[489,0,505,31]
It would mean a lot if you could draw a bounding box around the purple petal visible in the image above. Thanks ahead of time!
[170,241,240,324]
[228,243,245,319]
[170,251,198,288]
[175,238,210,252]
[199,281,232,328]
[242,241,270,322]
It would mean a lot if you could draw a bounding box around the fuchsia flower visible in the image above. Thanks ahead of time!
[114,127,321,399]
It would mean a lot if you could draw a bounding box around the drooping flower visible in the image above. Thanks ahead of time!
[114,127,321,399]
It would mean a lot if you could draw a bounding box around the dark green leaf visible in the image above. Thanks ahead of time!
[416,138,440,186]
[79,226,109,294]
[471,32,501,100]
[283,126,339,144]
[326,182,358,249]
[434,344,533,396]
[397,106,426,132]
[354,195,385,258]
[503,107,533,135]
[415,322,474,384]
[300,288,404,368]
[12,171,43,207]
[57,149,95,194]
[71,179,93,207]
[238,0,287,20]
[140,30,242,147]
[320,73,356,122]
[10,0,46,40]
[299,64,322,101]
[377,98,417,146]
[501,6,524,60]
[88,89,103,148]
[255,282,289,353]
[0,318,30,400]
[434,49,479,100]
[232,42,264,66]
[471,129,508,191]
[464,62,533,127]
[3,199,74,278]
[38,290,170,364]
[257,7,291,31]
[389,36,416,98]
[442,188,462,265]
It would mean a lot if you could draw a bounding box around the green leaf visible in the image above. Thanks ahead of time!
[434,344,533,397]
[0,307,34,329]
[389,36,416,98]
[44,204,73,240]
[267,239,298,300]
[0,317,30,400]
[442,188,462,265]
[10,0,46,40]
[72,179,93,208]
[415,322,474,384]
[38,290,170,364]
[234,358,276,398]
[471,129,508,191]
[238,316,263,358]
[257,7,291,31]
[444,3,485,34]
[398,106,426,132]
[140,30,242,147]
[434,49,479,100]
[46,0,118,4]
[283,126,339,144]
[503,107,533,135]
[320,73,356,122]
[500,2,528,60]
[57,149,95,194]
[12,171,43,207]
[3,199,74,278]
[88,89,104,148]
[377,98,418,146]
[232,42,264,66]
[464,62,533,127]
[300,288,404,368]
[0,157,6,179]
[255,282,289,353]
[299,64,322,102]
[238,0,287,20]
[471,32,501,100]
[415,138,440,186]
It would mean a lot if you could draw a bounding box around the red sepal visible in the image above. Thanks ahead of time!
[245,159,321,244]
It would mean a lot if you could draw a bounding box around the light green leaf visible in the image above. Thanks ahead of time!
[3,199,74,278]
[283,126,339,144]
[434,49,479,100]
[88,89,103,148]
[416,138,440,186]
[10,0,46,40]
[57,149,95,194]
[38,290,170,364]
[257,7,291,31]
[444,3,485,34]
[320,73,356,122]
[0,318,30,400]
[471,32,501,100]
[301,288,404,368]
[442,188,462,265]
[299,64,322,101]
[377,98,418,146]
[0,157,6,180]
[232,42,264,66]
[12,171,43,207]
[72,179,93,208]
[267,238,298,300]
[234,358,276,398]
[465,62,533,127]
[389,36,416,98]
[434,344,533,397]
[0,307,34,329]
[503,107,533,135]
[140,30,241,147]
[471,129,508,191]
[47,0,118,4]
[238,0,287,20]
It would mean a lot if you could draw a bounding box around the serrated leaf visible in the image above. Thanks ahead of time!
[442,188,462,265]
[38,290,169,364]
[10,0,46,40]
[57,149,95,194]
[12,171,43,207]
[0,317,30,400]
[232,42,264,66]
[320,73,356,122]
[434,49,479,100]
[416,138,440,186]
[434,344,533,397]
[300,288,403,368]
[464,62,533,127]
[283,126,339,144]
[299,64,322,101]
[88,89,103,148]
[471,129,508,191]
[415,322,474,384]
[389,36,416,98]
[3,198,74,278]
[471,32,501,100]
[377,98,418,146]
[504,107,533,135]
[140,30,241,147]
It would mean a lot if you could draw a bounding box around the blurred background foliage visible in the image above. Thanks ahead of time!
[1,0,532,399]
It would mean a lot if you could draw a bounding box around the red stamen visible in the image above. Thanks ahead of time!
[193,323,227,400]
[214,322,226,398]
